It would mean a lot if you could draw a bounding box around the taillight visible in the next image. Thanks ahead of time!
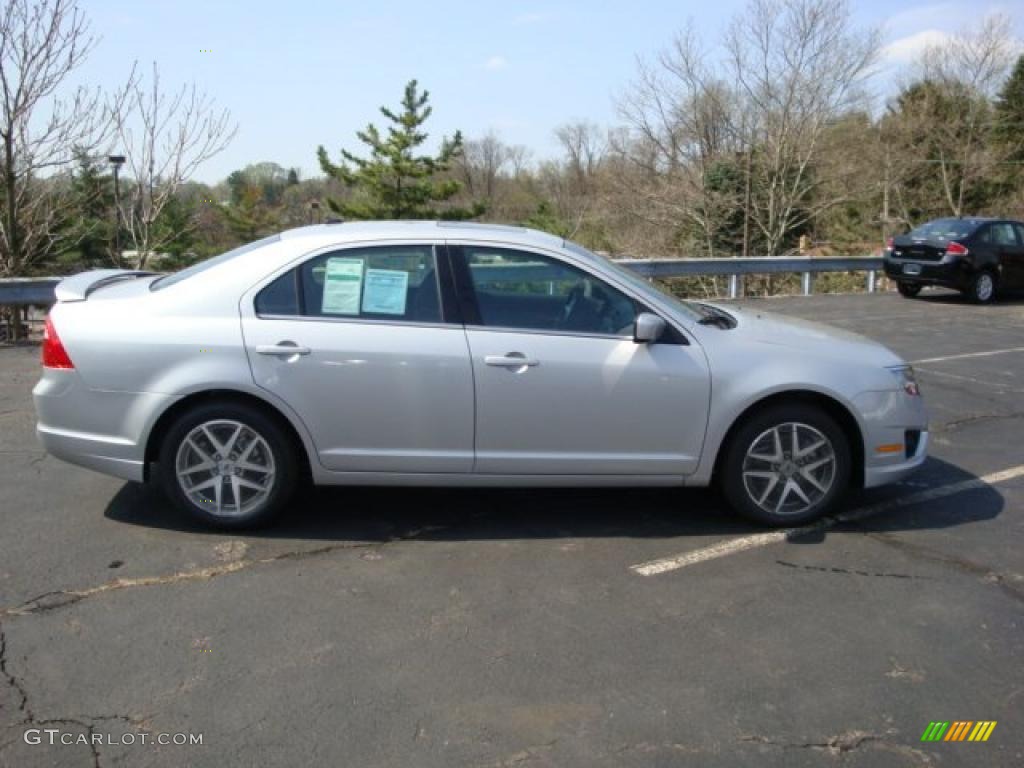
[885,237,894,252]
[42,316,74,369]
[945,241,969,257]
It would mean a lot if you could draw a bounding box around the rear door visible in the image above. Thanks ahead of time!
[450,243,711,476]
[240,243,475,474]
[1010,224,1024,289]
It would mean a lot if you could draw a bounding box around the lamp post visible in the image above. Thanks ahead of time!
[108,155,125,266]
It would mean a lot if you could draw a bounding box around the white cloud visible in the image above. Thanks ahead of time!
[484,55,508,71]
[881,29,953,64]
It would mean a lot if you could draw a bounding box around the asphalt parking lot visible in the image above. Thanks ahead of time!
[1,289,1022,767]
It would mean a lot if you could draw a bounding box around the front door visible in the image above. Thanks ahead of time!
[241,243,474,473]
[451,245,711,475]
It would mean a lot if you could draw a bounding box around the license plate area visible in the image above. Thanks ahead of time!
[902,263,922,275]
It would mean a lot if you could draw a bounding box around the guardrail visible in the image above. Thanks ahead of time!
[0,256,885,307]
[622,256,884,298]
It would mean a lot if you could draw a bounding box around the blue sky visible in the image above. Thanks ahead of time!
[72,0,1024,183]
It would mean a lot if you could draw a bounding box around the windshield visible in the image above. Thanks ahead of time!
[908,219,980,241]
[150,235,281,291]
[563,240,704,321]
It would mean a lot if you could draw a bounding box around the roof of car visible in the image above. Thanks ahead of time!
[279,220,568,250]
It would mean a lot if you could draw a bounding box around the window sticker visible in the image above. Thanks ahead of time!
[321,258,363,314]
[362,268,409,315]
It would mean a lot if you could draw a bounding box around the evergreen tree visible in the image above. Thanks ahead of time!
[994,55,1024,164]
[317,80,484,220]
[56,149,116,271]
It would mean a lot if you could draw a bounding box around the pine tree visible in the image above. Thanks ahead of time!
[56,149,116,271]
[994,54,1024,164]
[317,80,484,220]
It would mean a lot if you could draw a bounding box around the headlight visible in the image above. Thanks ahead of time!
[887,364,920,396]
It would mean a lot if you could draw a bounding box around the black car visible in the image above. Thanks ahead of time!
[883,217,1024,303]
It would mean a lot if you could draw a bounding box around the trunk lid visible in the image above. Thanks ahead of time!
[890,236,948,262]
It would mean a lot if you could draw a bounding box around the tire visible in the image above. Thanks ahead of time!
[719,403,851,527]
[158,401,298,529]
[897,281,922,298]
[965,270,997,304]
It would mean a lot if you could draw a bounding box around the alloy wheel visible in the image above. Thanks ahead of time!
[741,422,837,517]
[174,419,276,517]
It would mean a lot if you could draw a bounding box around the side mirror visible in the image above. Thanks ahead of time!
[633,312,666,343]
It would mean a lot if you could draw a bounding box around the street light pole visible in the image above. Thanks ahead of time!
[108,155,125,266]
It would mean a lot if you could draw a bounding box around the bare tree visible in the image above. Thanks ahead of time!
[893,14,1017,217]
[726,0,880,255]
[555,121,606,195]
[112,62,236,268]
[0,0,113,283]
[460,131,512,200]
[615,25,744,257]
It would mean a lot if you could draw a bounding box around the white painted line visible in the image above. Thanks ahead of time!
[630,464,1024,577]
[911,347,1024,365]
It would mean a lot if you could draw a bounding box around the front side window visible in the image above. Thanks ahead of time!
[256,245,442,323]
[461,247,636,335]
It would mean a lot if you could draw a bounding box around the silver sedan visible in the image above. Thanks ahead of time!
[33,221,928,529]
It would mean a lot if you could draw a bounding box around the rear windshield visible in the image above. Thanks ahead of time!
[150,235,281,291]
[908,219,980,241]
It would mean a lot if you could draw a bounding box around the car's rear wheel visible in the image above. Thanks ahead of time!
[720,403,851,527]
[159,402,297,529]
[897,281,922,298]
[966,270,997,304]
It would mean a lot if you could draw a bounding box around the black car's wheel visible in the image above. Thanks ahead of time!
[720,403,851,527]
[966,270,997,304]
[897,281,922,298]
[158,401,298,529]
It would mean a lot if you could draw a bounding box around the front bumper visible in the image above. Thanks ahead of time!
[864,429,929,488]
[853,389,929,489]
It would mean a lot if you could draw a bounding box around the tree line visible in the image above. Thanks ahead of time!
[2,0,1023,288]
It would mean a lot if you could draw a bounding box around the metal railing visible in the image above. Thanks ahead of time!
[0,256,885,308]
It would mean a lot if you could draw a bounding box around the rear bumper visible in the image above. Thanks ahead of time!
[33,369,176,483]
[883,255,973,289]
[36,424,145,482]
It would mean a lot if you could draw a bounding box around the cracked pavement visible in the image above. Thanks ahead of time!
[1,290,1022,767]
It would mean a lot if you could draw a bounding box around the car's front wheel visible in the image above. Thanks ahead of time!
[897,281,922,298]
[720,403,851,526]
[158,402,298,529]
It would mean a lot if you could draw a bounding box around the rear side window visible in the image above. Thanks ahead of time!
[985,223,1017,246]
[255,245,442,323]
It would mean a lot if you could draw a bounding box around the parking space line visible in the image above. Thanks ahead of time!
[630,464,1024,577]
[911,347,1024,365]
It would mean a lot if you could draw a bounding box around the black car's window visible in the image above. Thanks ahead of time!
[909,219,978,241]
[1013,224,1024,246]
[255,245,442,323]
[983,222,1015,246]
[461,247,637,336]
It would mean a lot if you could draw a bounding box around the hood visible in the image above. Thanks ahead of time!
[708,303,904,367]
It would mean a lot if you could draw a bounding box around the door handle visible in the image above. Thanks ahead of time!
[256,343,311,356]
[485,354,539,368]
